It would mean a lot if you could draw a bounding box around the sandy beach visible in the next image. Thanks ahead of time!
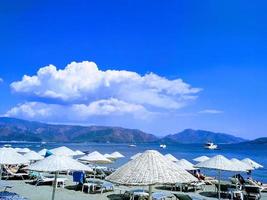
[4,176,267,200]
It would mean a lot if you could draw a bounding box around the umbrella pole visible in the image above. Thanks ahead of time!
[148,185,152,200]
[218,170,221,200]
[0,165,2,180]
[52,172,58,200]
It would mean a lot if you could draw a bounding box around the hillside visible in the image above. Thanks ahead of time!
[0,117,158,143]
[241,137,267,145]
[161,129,247,144]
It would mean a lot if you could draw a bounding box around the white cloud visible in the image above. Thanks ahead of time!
[7,61,201,122]
[199,109,223,114]
[10,61,201,109]
[0,78,3,83]
[5,99,151,122]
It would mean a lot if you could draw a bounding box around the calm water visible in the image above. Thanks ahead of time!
[3,142,267,183]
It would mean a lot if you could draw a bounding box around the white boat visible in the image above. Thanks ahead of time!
[160,144,167,149]
[128,144,136,147]
[204,142,218,150]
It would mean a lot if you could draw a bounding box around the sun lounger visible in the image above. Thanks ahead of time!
[98,181,114,194]
[35,173,67,188]
[152,191,173,200]
[3,168,28,180]
[244,185,261,200]
[246,179,267,192]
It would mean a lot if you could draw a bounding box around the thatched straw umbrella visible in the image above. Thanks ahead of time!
[27,155,92,200]
[38,149,47,156]
[106,150,197,200]
[130,153,142,160]
[193,156,210,163]
[164,154,179,162]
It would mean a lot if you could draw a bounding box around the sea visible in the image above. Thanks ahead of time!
[2,142,267,183]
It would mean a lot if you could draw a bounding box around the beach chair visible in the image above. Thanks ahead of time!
[98,181,114,194]
[246,179,267,192]
[173,193,192,200]
[152,191,173,200]
[3,167,28,180]
[35,173,67,188]
[244,185,261,200]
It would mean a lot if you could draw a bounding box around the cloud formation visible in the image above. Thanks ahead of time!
[7,61,201,122]
[199,109,223,114]
[0,78,3,83]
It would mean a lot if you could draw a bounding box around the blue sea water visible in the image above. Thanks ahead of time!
[3,142,267,183]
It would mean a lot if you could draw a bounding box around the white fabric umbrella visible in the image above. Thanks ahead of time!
[17,148,31,154]
[0,148,29,179]
[196,155,246,200]
[231,158,254,171]
[104,153,117,160]
[27,155,92,200]
[49,146,76,157]
[110,151,124,158]
[193,156,210,163]
[242,158,263,169]
[79,151,112,164]
[106,150,197,200]
[38,149,47,156]
[176,159,197,171]
[24,151,44,162]
[164,154,179,162]
[130,153,142,160]
[74,150,85,156]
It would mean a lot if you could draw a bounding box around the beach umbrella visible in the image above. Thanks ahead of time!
[176,159,197,171]
[104,153,117,160]
[164,154,179,162]
[110,151,125,159]
[74,150,85,156]
[106,150,197,200]
[130,152,142,160]
[17,148,31,154]
[24,151,44,162]
[79,151,112,164]
[0,148,29,179]
[196,155,246,200]
[231,158,254,171]
[49,146,76,157]
[193,156,210,163]
[241,158,263,169]
[38,149,47,156]
[27,155,93,200]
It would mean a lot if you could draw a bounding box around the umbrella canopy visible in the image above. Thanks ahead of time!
[164,154,179,162]
[193,156,210,163]
[74,150,85,156]
[176,159,197,171]
[0,148,29,165]
[38,149,47,156]
[79,151,112,164]
[49,146,76,157]
[24,151,44,162]
[27,155,92,200]
[195,155,243,172]
[104,153,117,160]
[130,153,142,160]
[106,150,197,186]
[242,158,263,169]
[231,158,254,171]
[110,151,125,158]
[27,155,93,172]
[17,148,31,154]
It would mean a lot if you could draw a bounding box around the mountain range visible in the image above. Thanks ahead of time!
[0,117,252,144]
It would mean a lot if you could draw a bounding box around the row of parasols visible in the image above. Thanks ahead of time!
[0,147,264,200]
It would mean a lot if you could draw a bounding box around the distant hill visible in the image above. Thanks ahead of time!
[161,129,247,144]
[241,137,267,145]
[0,117,158,143]
[0,117,249,144]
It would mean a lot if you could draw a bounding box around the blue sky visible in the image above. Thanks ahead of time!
[0,0,267,139]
